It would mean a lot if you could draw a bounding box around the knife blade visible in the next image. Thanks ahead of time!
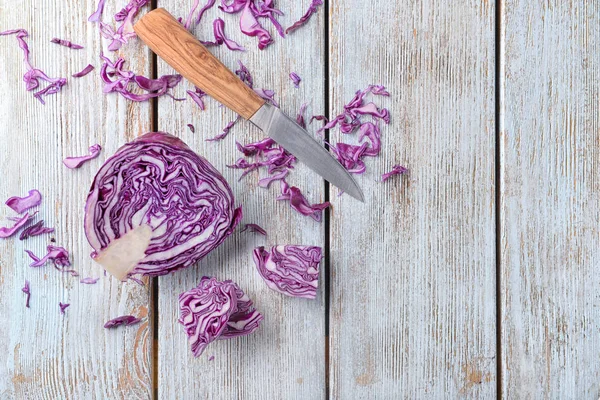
[250,104,364,201]
[134,8,364,202]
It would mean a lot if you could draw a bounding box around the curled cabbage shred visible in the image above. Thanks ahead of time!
[104,315,141,328]
[19,220,54,240]
[5,189,42,214]
[381,165,408,182]
[179,276,263,357]
[59,302,70,314]
[84,132,242,280]
[63,144,102,169]
[0,212,35,239]
[253,245,322,299]
[22,280,31,308]
[50,38,84,49]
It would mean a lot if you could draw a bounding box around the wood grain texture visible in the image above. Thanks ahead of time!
[0,1,151,398]
[328,1,497,398]
[500,2,600,398]
[135,8,265,120]
[155,1,326,399]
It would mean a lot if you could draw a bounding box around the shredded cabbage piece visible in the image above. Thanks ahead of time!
[25,245,71,268]
[187,124,195,133]
[253,245,321,299]
[50,38,84,49]
[179,276,263,357]
[0,29,67,104]
[381,165,408,182]
[89,0,107,22]
[73,64,95,78]
[219,0,283,50]
[240,223,267,236]
[197,0,217,24]
[235,60,254,87]
[253,88,278,107]
[183,0,201,29]
[100,53,182,101]
[80,277,100,284]
[63,144,102,169]
[19,220,54,240]
[324,85,393,177]
[59,302,70,314]
[229,137,296,181]
[277,180,330,221]
[290,72,301,88]
[296,102,308,128]
[22,280,31,308]
[286,0,323,34]
[0,212,34,238]
[207,116,241,142]
[187,88,207,110]
[5,189,42,214]
[212,18,246,51]
[104,315,142,328]
[98,0,150,51]
[258,169,289,188]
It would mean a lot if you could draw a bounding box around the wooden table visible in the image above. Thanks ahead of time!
[0,0,597,398]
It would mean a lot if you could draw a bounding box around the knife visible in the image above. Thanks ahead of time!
[134,8,364,202]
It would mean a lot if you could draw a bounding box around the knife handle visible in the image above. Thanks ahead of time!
[134,8,265,120]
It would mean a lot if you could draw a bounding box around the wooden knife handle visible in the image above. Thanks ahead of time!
[134,8,265,120]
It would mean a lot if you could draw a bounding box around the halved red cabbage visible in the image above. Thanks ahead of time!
[5,189,42,214]
[179,276,263,357]
[240,223,267,236]
[285,0,323,34]
[0,29,67,104]
[253,245,321,299]
[104,315,141,328]
[59,302,70,314]
[0,212,34,238]
[63,144,102,169]
[382,165,408,182]
[277,180,330,222]
[50,38,84,49]
[73,64,95,78]
[19,220,54,240]
[22,280,31,308]
[84,132,242,280]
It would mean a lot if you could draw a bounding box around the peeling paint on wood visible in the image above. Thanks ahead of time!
[328,0,497,398]
[155,1,326,399]
[501,1,600,398]
[0,1,151,398]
